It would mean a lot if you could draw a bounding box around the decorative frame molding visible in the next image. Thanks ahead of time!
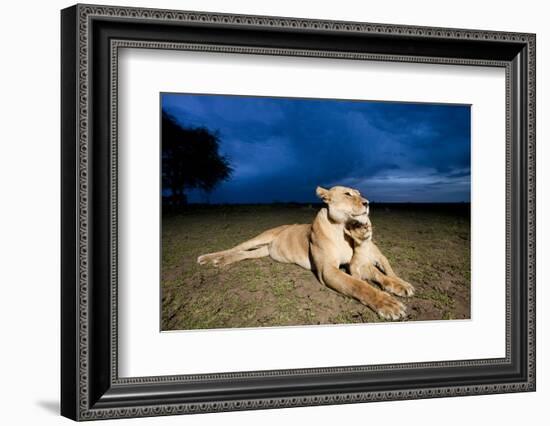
[61,4,535,421]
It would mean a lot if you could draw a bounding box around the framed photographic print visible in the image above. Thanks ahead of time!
[61,4,536,421]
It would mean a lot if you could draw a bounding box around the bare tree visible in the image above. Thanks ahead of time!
[162,111,232,207]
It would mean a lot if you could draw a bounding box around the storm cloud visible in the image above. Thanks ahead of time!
[162,93,471,203]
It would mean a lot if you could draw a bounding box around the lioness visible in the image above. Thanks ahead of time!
[345,220,415,298]
[198,186,406,319]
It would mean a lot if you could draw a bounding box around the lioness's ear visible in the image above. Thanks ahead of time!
[316,186,331,203]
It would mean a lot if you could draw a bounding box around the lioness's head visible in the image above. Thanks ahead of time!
[316,185,370,225]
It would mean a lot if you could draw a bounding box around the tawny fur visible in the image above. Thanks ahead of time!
[346,220,415,298]
[197,186,407,320]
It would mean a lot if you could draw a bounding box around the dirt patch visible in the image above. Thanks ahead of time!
[161,204,470,330]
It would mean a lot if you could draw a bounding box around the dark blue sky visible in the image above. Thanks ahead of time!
[162,93,471,203]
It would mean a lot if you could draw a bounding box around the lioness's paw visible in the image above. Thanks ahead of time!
[385,279,415,297]
[197,254,219,265]
[374,294,407,320]
[212,256,230,267]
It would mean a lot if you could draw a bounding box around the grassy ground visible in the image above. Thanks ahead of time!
[161,203,470,330]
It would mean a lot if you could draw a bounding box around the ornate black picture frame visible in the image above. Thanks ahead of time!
[61,4,536,421]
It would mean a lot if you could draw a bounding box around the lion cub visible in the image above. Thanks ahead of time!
[345,221,415,298]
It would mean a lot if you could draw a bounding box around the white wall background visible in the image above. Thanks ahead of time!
[0,0,546,424]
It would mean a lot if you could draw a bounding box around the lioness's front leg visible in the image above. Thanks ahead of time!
[318,264,406,320]
[376,254,415,296]
[353,263,414,297]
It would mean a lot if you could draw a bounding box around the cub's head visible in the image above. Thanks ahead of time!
[316,185,370,225]
[345,219,373,245]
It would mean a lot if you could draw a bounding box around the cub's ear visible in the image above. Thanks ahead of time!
[316,186,331,203]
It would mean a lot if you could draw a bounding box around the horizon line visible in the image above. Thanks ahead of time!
[164,201,471,205]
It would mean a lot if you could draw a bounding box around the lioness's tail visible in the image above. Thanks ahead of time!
[197,225,291,267]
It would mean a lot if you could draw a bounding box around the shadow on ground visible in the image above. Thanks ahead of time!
[36,400,59,416]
